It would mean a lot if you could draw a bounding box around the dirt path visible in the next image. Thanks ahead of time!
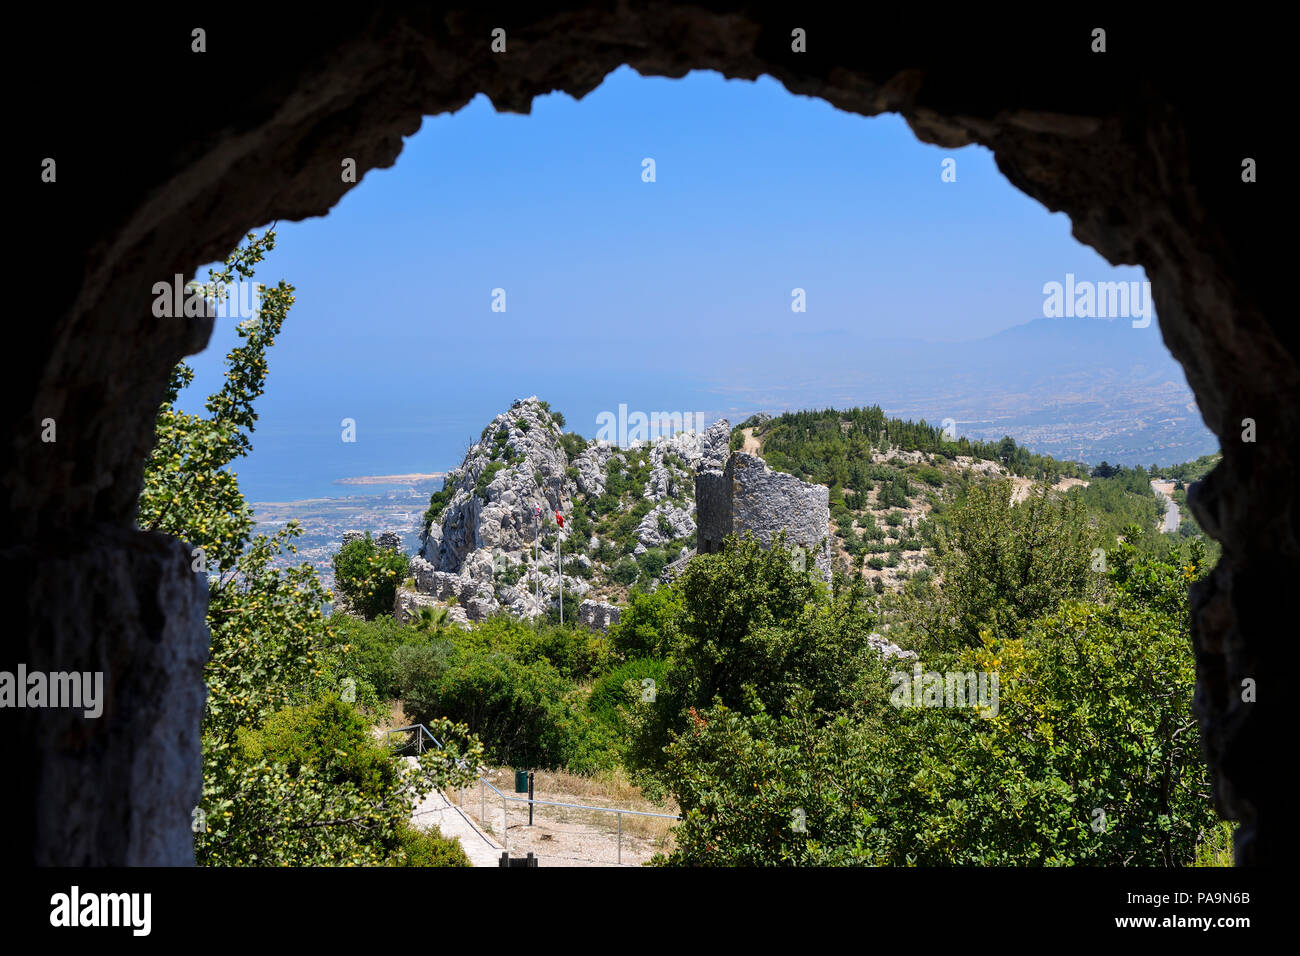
[740,427,762,456]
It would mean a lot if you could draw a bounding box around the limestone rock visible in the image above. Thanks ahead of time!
[571,442,614,498]
[633,502,695,553]
[420,396,570,574]
[643,429,708,502]
[867,633,918,661]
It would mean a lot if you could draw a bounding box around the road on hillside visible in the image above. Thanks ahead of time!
[1150,479,1181,533]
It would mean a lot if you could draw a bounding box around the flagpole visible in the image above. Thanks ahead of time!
[555,480,564,626]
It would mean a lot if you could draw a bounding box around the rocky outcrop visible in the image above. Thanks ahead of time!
[413,397,714,620]
[632,502,695,554]
[697,449,833,582]
[422,397,570,573]
[868,633,918,661]
[570,442,614,498]
[577,600,621,632]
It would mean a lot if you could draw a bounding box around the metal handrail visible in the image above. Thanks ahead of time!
[385,723,445,753]
[477,776,679,863]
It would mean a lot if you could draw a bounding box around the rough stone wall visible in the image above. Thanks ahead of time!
[694,420,734,557]
[577,600,621,632]
[728,453,833,581]
[3,530,208,865]
[697,451,833,582]
[12,8,1281,864]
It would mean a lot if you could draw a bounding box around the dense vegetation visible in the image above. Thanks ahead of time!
[637,529,1216,865]
[745,407,1089,487]
[140,230,480,866]
[143,234,1228,867]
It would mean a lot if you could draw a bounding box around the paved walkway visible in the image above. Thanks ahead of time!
[411,784,504,867]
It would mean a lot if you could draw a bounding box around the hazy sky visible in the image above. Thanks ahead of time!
[180,66,1158,498]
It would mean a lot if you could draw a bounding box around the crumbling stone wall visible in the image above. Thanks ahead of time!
[577,600,621,632]
[697,451,833,582]
[342,529,403,551]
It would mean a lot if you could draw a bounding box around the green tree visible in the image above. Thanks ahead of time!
[332,532,410,620]
[657,541,1216,866]
[139,229,479,866]
[656,692,883,866]
[914,479,1090,651]
[625,534,885,780]
[866,540,1216,865]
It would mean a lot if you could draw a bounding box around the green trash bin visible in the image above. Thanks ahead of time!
[515,770,530,793]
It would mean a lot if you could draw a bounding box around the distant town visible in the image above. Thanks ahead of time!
[252,476,444,594]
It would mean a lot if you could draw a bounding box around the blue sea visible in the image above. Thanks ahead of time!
[210,368,766,503]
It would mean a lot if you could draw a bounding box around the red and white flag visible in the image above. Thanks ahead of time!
[555,509,564,528]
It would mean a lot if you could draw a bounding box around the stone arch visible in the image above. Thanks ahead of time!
[9,8,1282,864]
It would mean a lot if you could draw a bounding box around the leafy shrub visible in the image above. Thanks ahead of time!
[475,461,506,497]
[391,641,455,718]
[329,614,440,699]
[560,432,587,459]
[914,465,946,487]
[235,694,400,796]
[399,649,571,767]
[636,547,669,580]
[392,824,471,867]
[611,556,640,585]
[422,482,456,532]
[609,588,682,660]
[586,657,670,727]
[332,533,410,620]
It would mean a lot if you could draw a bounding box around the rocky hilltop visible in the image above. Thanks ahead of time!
[392,396,830,626]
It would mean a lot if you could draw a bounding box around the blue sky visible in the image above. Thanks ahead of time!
[180,66,1159,499]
